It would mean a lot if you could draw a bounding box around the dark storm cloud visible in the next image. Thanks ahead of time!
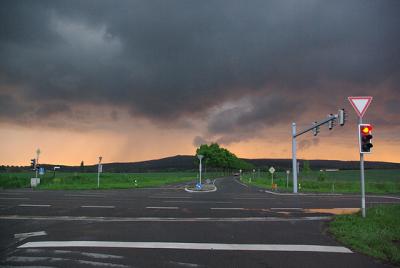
[1,0,399,136]
[202,94,303,144]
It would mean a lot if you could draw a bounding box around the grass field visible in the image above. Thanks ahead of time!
[329,205,400,265]
[0,171,208,190]
[241,169,400,194]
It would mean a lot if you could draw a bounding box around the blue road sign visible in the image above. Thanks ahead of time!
[39,167,45,175]
[195,183,202,190]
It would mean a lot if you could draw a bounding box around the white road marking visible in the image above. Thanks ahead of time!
[6,255,128,267]
[271,208,302,210]
[234,197,274,200]
[149,196,192,199]
[18,204,51,207]
[368,195,400,200]
[25,249,123,259]
[264,190,343,196]
[233,179,249,188]
[164,201,232,204]
[0,197,29,200]
[0,215,331,222]
[81,205,115,209]
[0,192,23,195]
[65,194,105,197]
[14,231,47,239]
[146,206,179,209]
[210,208,244,210]
[78,260,129,267]
[19,241,352,253]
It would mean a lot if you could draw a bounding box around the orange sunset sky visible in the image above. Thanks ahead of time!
[1,1,400,166]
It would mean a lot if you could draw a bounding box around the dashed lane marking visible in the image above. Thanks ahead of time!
[210,208,244,210]
[149,196,192,199]
[18,204,51,207]
[270,208,302,210]
[164,201,232,204]
[146,206,179,209]
[81,206,115,209]
[64,194,105,198]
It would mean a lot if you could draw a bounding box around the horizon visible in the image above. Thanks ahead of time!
[3,154,400,167]
[1,1,400,166]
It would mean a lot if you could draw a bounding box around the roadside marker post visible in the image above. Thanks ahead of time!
[286,170,290,188]
[348,96,373,218]
[97,156,103,188]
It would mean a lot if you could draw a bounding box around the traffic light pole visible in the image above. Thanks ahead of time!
[292,114,339,193]
[292,123,298,193]
[359,117,366,218]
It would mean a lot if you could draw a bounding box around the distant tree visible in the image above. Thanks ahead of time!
[195,143,253,171]
[80,161,85,173]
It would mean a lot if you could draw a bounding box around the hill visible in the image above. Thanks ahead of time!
[3,155,400,173]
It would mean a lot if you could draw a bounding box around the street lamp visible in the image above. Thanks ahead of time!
[197,154,204,187]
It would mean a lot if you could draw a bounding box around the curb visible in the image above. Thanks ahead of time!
[264,190,343,196]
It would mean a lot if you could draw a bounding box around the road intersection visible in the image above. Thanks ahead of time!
[0,177,398,267]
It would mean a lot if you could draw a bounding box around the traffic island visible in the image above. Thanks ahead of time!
[185,184,217,193]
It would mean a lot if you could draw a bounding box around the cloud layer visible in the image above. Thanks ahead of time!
[1,0,399,145]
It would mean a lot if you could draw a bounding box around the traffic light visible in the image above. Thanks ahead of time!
[30,159,36,170]
[338,108,346,126]
[359,124,373,153]
[312,121,320,136]
[328,114,335,130]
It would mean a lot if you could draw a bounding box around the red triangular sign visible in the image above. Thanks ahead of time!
[348,96,373,118]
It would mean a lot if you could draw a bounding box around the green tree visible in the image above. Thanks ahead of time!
[195,143,253,171]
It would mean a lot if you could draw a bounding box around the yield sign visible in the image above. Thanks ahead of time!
[348,96,373,118]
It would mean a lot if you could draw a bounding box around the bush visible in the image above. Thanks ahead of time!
[317,172,326,182]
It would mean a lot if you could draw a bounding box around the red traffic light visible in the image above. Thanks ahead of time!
[360,125,372,134]
[359,124,373,154]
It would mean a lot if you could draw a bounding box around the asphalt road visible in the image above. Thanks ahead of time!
[0,177,399,268]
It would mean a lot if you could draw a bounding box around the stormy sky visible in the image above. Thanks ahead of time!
[1,0,400,165]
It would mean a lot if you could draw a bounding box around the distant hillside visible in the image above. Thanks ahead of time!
[3,155,400,173]
[244,158,400,171]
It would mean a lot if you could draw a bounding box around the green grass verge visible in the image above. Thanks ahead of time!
[0,172,201,190]
[240,169,400,194]
[329,205,400,265]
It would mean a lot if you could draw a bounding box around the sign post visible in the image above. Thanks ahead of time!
[348,96,373,218]
[197,155,204,188]
[269,166,275,186]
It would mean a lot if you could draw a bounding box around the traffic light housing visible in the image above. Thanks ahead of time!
[359,124,373,153]
[338,108,346,126]
[312,121,320,136]
[30,159,37,170]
